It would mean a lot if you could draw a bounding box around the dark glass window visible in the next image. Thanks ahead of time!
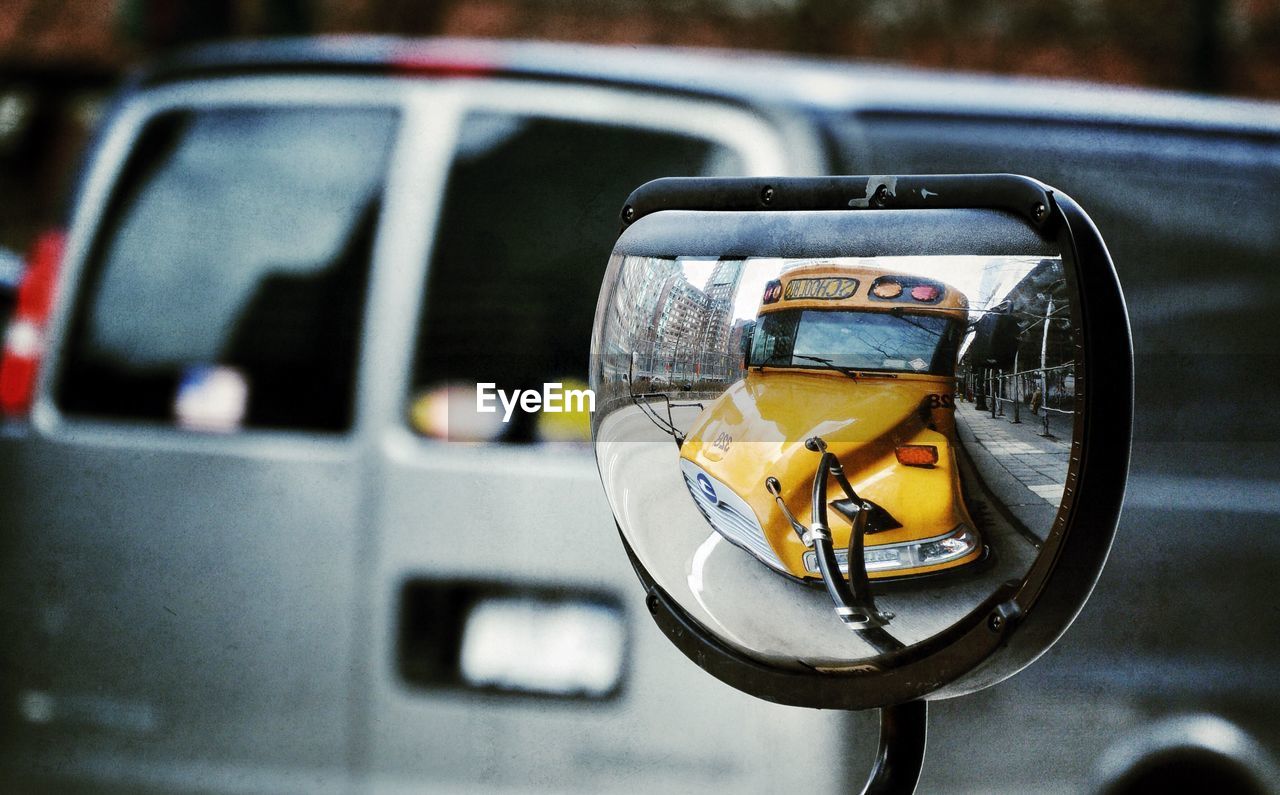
[749,308,961,375]
[830,113,1280,463]
[410,113,743,442]
[57,106,398,431]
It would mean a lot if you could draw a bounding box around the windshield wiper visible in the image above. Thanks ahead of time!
[792,354,859,381]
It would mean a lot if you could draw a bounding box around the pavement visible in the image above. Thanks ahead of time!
[954,399,1072,541]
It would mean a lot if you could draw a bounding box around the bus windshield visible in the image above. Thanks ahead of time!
[748,308,963,376]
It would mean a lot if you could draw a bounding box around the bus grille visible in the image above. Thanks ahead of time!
[680,462,785,572]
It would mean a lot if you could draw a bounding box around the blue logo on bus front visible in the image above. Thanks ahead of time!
[696,473,718,503]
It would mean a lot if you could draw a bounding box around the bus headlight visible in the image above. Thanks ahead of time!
[802,524,978,575]
[917,526,978,565]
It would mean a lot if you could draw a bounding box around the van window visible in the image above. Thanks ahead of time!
[57,106,398,431]
[409,112,744,443]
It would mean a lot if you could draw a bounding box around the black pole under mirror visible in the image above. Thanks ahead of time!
[864,701,927,795]
[590,175,1132,792]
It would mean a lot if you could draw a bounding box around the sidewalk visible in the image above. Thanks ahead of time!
[954,401,1071,541]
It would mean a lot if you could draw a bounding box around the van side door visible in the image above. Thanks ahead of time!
[358,81,858,791]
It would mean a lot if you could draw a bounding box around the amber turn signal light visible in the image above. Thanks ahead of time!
[895,444,939,467]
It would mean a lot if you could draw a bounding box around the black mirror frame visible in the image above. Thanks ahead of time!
[602,175,1132,710]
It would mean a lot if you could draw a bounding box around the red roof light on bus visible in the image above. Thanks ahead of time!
[911,285,940,302]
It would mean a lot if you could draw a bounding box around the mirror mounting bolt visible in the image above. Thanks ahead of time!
[988,601,1024,633]
[1031,202,1048,222]
[871,185,892,208]
[622,205,636,223]
[760,185,774,205]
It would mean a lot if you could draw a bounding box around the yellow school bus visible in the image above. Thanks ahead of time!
[679,262,983,582]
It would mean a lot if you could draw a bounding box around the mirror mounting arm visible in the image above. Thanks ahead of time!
[765,476,808,541]
[806,436,897,639]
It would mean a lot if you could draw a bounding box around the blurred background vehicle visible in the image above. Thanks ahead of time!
[2,3,1279,794]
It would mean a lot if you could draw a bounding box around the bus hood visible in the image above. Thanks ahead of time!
[680,369,964,577]
[682,369,933,487]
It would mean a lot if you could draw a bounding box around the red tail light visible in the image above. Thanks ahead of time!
[895,444,939,467]
[390,43,497,78]
[1,230,65,417]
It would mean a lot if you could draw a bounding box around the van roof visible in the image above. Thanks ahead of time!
[141,36,1280,136]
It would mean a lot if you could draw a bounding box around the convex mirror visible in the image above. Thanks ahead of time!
[591,176,1131,710]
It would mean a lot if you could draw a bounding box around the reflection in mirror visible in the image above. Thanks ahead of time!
[592,253,1077,667]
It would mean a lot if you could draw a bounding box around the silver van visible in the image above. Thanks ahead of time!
[2,37,1278,793]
